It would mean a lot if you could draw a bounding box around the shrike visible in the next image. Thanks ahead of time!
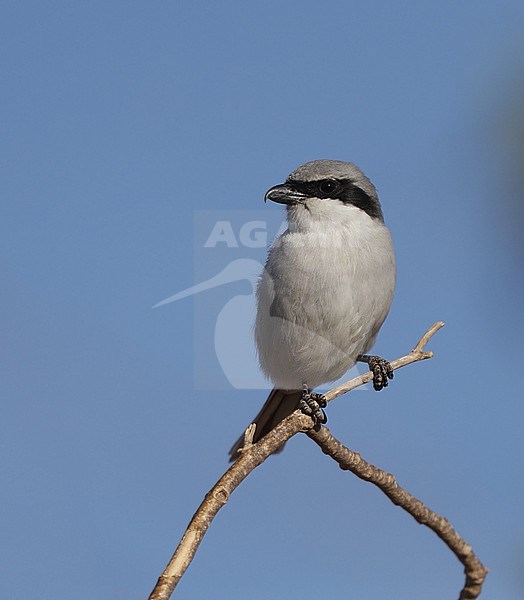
[229,160,396,460]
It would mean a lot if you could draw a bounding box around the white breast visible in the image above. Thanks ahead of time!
[255,200,396,390]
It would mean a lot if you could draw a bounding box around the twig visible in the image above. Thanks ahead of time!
[307,426,488,599]
[324,321,444,403]
[148,322,484,599]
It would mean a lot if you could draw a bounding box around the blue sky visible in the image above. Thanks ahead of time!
[2,2,524,599]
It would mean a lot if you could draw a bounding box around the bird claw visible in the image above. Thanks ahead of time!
[359,354,394,391]
[299,386,327,426]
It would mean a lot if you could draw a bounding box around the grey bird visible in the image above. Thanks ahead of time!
[229,160,396,460]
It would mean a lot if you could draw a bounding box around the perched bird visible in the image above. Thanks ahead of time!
[229,160,396,460]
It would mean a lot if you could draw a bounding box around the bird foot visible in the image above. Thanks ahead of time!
[299,386,327,426]
[358,354,394,391]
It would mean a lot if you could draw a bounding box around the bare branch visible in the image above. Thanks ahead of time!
[148,321,486,599]
[307,426,488,599]
[148,413,312,600]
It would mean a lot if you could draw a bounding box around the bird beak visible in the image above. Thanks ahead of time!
[264,184,307,205]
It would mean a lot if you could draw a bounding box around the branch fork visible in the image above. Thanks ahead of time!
[148,322,488,600]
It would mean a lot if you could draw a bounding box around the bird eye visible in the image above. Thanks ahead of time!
[319,179,339,195]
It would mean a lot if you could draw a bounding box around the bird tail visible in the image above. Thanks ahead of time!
[228,388,302,462]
